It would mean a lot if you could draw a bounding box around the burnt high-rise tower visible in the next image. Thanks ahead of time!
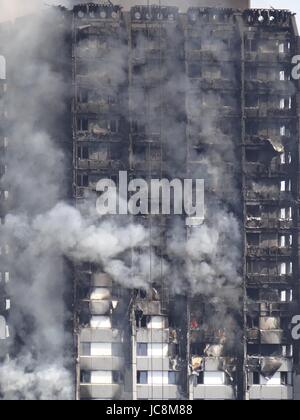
[1,1,300,401]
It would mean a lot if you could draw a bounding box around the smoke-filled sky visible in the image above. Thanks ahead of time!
[0,0,300,27]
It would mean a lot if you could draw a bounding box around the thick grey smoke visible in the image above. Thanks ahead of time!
[0,7,73,400]
[0,0,70,22]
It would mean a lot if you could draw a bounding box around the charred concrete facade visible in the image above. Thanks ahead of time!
[70,4,300,401]
[242,10,300,400]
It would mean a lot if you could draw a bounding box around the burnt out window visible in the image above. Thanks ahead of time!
[281,372,288,385]
[245,67,257,80]
[136,288,147,299]
[108,95,118,105]
[150,146,161,161]
[112,371,123,384]
[109,120,119,133]
[77,118,88,132]
[246,150,259,162]
[197,371,204,385]
[247,316,259,328]
[247,288,259,300]
[132,121,146,134]
[247,345,259,356]
[140,316,148,328]
[133,145,147,161]
[261,289,279,302]
[245,38,258,52]
[133,63,144,76]
[221,93,236,108]
[245,94,259,108]
[245,121,258,135]
[247,260,262,274]
[78,145,89,160]
[110,144,122,160]
[253,372,260,385]
[247,233,260,246]
[80,371,91,384]
[78,88,89,103]
[247,205,260,218]
[261,345,282,356]
[77,174,89,187]
[188,63,202,78]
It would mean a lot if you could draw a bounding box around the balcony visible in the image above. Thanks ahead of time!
[246,274,294,286]
[244,163,291,177]
[193,385,235,400]
[186,50,238,62]
[246,301,295,317]
[246,246,292,258]
[189,105,239,118]
[261,330,286,345]
[77,159,125,171]
[247,356,293,372]
[245,218,293,230]
[245,190,294,203]
[131,70,169,87]
[80,328,123,343]
[136,357,171,371]
[244,135,286,149]
[188,78,237,91]
[86,300,111,316]
[75,131,122,142]
[80,356,124,371]
[75,74,121,88]
[248,385,293,400]
[189,330,224,345]
[246,328,288,344]
[202,357,238,372]
[80,384,122,400]
[76,46,114,61]
[244,107,295,119]
[245,52,291,64]
[131,49,169,63]
[136,328,170,344]
[134,301,165,316]
[136,385,180,400]
[244,80,295,94]
[76,102,119,114]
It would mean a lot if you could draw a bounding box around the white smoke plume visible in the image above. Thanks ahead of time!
[0,6,72,400]
[0,0,70,22]
[0,356,73,400]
